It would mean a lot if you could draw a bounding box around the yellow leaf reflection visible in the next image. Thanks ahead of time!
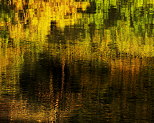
[6,0,90,49]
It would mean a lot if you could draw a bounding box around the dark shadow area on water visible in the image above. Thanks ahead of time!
[19,51,111,106]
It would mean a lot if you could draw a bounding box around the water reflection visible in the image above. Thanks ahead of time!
[0,0,154,122]
[19,51,111,122]
[49,23,86,44]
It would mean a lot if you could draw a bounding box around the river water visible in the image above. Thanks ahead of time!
[0,0,154,122]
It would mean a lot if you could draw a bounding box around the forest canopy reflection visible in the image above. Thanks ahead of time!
[0,0,153,122]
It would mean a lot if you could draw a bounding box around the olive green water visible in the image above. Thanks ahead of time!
[0,0,154,122]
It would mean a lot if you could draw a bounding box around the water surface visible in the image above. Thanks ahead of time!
[0,0,154,122]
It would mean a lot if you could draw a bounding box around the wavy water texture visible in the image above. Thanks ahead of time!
[0,0,154,122]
